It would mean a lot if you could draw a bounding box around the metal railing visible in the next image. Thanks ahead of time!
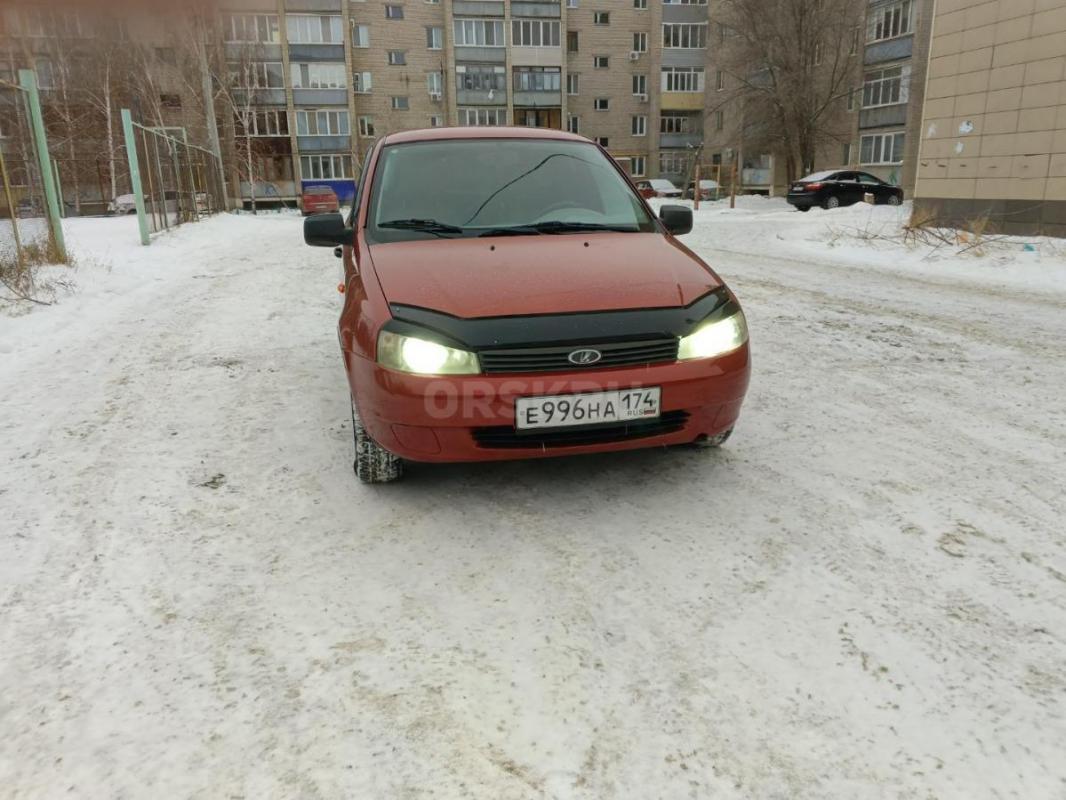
[0,69,67,295]
[120,109,226,245]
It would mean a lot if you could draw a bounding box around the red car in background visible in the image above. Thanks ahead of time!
[301,185,340,215]
[634,178,683,199]
[304,128,751,483]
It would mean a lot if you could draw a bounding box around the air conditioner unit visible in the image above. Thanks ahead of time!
[637,93,648,102]
[429,91,442,101]
[628,51,640,61]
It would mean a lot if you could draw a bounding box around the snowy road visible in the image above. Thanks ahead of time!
[1,209,1064,799]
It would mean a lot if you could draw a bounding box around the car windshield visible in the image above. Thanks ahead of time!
[367,138,655,241]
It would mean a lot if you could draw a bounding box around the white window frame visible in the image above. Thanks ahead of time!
[391,96,410,110]
[860,131,905,165]
[659,151,688,174]
[662,22,707,49]
[456,64,506,91]
[353,71,372,93]
[594,97,610,111]
[660,114,691,134]
[594,55,609,68]
[567,115,580,133]
[429,114,444,127]
[240,108,288,136]
[300,154,352,180]
[290,62,347,89]
[285,14,343,45]
[594,11,610,25]
[511,19,560,47]
[426,26,443,49]
[862,65,909,108]
[633,32,647,52]
[661,66,704,92]
[663,0,707,4]
[453,18,505,47]
[631,156,646,177]
[427,71,443,94]
[358,116,375,137]
[513,67,561,92]
[632,74,647,95]
[633,0,648,8]
[387,50,407,65]
[868,0,913,43]
[458,107,508,126]
[632,115,647,136]
[384,5,405,20]
[229,61,285,90]
[352,24,370,47]
[296,109,350,136]
[223,13,280,44]
[567,73,579,95]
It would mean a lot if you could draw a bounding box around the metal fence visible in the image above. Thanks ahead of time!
[0,69,67,284]
[121,109,226,245]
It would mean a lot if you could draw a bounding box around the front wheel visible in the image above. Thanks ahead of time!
[352,400,404,483]
[694,428,733,449]
[887,194,902,206]
[823,196,841,210]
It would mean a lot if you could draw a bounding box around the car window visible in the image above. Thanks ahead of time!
[367,138,655,241]
[858,173,884,184]
[836,172,858,183]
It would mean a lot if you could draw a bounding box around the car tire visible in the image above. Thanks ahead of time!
[888,194,902,206]
[694,428,733,449]
[351,400,404,484]
[796,206,811,213]
[824,196,841,210]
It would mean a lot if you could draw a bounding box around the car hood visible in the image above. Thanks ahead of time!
[368,233,721,317]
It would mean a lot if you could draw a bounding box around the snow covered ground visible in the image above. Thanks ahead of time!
[1,203,1064,798]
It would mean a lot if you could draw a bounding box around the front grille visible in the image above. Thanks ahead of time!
[478,338,679,374]
[473,411,690,449]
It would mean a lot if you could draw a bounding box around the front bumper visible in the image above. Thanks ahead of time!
[346,347,751,463]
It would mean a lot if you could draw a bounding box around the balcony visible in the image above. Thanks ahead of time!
[224,42,282,61]
[455,46,506,63]
[865,34,913,65]
[297,135,351,152]
[453,0,505,15]
[292,87,348,105]
[859,103,908,129]
[510,1,561,18]
[661,3,708,22]
[659,132,702,148]
[456,88,506,105]
[284,0,341,10]
[233,88,287,106]
[661,49,706,68]
[288,43,345,62]
[660,92,702,111]
[513,89,561,106]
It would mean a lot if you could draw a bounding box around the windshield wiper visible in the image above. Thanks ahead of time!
[530,221,640,234]
[476,226,540,238]
[379,218,464,237]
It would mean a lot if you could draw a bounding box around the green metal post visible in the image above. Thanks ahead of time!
[18,69,66,259]
[120,109,150,245]
[52,157,65,218]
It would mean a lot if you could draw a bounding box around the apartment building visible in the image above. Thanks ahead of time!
[912,0,1066,236]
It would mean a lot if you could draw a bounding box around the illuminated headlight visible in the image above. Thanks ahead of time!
[377,330,480,375]
[678,311,748,360]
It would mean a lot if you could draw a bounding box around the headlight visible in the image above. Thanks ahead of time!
[678,311,748,360]
[377,330,480,375]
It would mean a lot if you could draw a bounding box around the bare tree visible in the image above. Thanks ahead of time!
[709,0,863,182]
[79,17,134,204]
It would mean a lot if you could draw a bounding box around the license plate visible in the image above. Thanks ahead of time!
[515,388,661,431]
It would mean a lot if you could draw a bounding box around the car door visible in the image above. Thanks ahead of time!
[834,172,862,206]
[858,172,889,203]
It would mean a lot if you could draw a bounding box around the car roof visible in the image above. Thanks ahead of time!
[797,170,838,182]
[382,126,592,145]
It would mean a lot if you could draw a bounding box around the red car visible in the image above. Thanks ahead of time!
[301,185,340,215]
[634,178,683,199]
[305,128,751,482]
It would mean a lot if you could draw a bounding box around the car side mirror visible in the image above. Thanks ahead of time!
[659,205,692,236]
[304,212,352,247]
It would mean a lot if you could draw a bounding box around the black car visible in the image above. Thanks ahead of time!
[786,170,903,211]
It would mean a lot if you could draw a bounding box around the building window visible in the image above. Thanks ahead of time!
[429,115,443,127]
[594,97,609,111]
[229,61,285,89]
[301,154,352,179]
[456,64,506,91]
[567,73,579,94]
[352,25,370,47]
[567,115,580,133]
[567,0,578,7]
[714,110,723,130]
[238,109,289,136]
[358,116,375,137]
[663,0,707,4]
[847,87,856,111]
[427,72,442,95]
[222,13,280,43]
[660,114,691,134]
[391,96,410,110]
[867,0,912,42]
[597,136,609,147]
[860,131,905,164]
[662,22,707,48]
[426,26,443,49]
[511,19,560,47]
[291,62,346,89]
[458,107,507,126]
[286,15,343,44]
[631,156,646,176]
[632,115,646,136]
[388,50,406,65]
[863,65,909,107]
[514,67,561,91]
[661,66,704,92]
[716,69,724,90]
[353,72,373,93]
[594,12,610,25]
[454,18,505,46]
[659,151,688,174]
[634,0,647,8]
[633,32,647,52]
[632,74,647,95]
[594,55,609,69]
[296,109,350,136]
[567,31,579,52]
[843,143,853,164]
[385,5,404,19]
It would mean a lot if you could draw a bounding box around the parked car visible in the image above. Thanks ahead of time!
[684,180,720,201]
[786,170,903,211]
[109,194,137,215]
[301,185,340,216]
[303,127,751,483]
[634,178,682,199]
